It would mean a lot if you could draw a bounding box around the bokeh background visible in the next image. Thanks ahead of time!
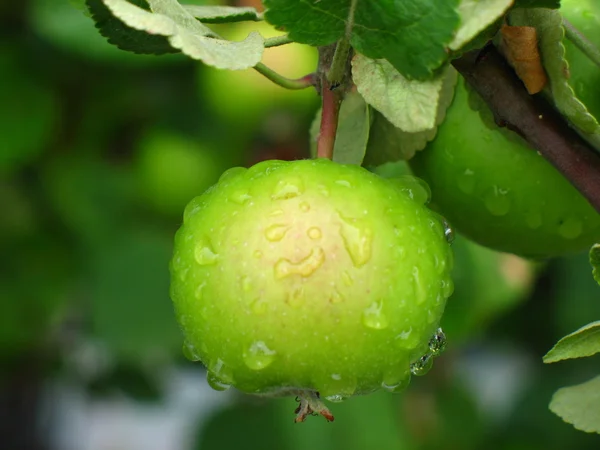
[2,1,600,449]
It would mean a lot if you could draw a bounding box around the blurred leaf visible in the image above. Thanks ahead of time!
[590,244,600,285]
[88,0,265,69]
[309,92,370,165]
[184,5,261,23]
[89,229,181,360]
[88,361,163,401]
[549,375,600,434]
[352,57,453,133]
[0,44,59,174]
[543,321,600,363]
[368,160,413,178]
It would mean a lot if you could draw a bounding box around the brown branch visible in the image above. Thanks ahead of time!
[452,44,600,213]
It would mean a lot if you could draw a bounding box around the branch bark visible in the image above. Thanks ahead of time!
[452,44,600,213]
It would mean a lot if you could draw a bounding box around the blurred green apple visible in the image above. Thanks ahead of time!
[135,129,222,217]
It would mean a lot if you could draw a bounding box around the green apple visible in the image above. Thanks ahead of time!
[135,129,222,217]
[410,76,600,258]
[170,158,454,420]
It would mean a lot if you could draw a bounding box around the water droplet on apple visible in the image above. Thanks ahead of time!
[272,178,303,200]
[457,168,475,194]
[525,211,543,229]
[558,216,583,239]
[484,186,511,216]
[287,285,305,308]
[299,201,310,212]
[229,189,251,205]
[219,166,246,183]
[339,215,373,268]
[362,300,389,329]
[335,179,352,188]
[250,298,268,315]
[241,276,252,292]
[195,242,218,265]
[274,247,325,279]
[307,226,322,240]
[428,328,447,356]
[243,341,276,370]
[440,278,454,298]
[329,288,344,304]
[341,270,354,286]
[265,223,291,242]
[182,341,201,361]
[195,282,206,300]
[206,372,231,391]
[410,354,433,376]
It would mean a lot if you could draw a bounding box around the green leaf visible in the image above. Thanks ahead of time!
[309,91,370,165]
[353,56,453,133]
[513,0,561,8]
[183,5,261,23]
[509,8,600,151]
[362,67,457,165]
[549,375,600,434]
[263,0,461,80]
[543,321,600,363]
[449,0,513,51]
[89,0,265,69]
[591,244,600,285]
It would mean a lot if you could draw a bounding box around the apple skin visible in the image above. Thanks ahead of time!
[198,21,319,126]
[170,159,454,398]
[410,77,600,258]
[135,130,222,217]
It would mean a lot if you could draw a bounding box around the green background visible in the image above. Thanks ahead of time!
[0,1,599,449]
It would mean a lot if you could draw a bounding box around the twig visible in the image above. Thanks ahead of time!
[563,18,600,69]
[253,63,316,90]
[264,35,294,48]
[452,44,600,213]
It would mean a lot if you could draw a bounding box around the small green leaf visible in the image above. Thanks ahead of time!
[362,67,457,165]
[543,321,600,363]
[264,0,461,80]
[449,0,513,51]
[591,244,600,285]
[353,55,453,133]
[309,92,370,165]
[549,375,600,434]
[184,5,261,23]
[89,0,264,69]
[509,8,600,151]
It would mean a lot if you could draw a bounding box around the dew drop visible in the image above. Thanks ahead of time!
[442,218,454,244]
[254,250,263,259]
[381,375,411,393]
[335,179,352,188]
[440,278,454,298]
[410,354,433,376]
[243,341,276,370]
[265,223,291,242]
[195,242,218,265]
[393,176,431,205]
[299,201,311,212]
[182,341,201,361]
[329,288,344,304]
[318,184,330,197]
[429,328,447,356]
[457,169,475,194]
[194,282,206,301]
[209,358,234,385]
[484,186,511,216]
[206,371,231,391]
[250,298,268,315]
[339,215,373,268]
[269,209,284,217]
[219,166,246,183]
[307,227,322,240]
[341,270,354,286]
[412,266,427,305]
[362,300,389,330]
[274,247,325,279]
[229,189,251,205]
[241,276,253,293]
[325,394,346,403]
[558,216,583,239]
[287,285,305,308]
[525,211,543,229]
[272,178,303,200]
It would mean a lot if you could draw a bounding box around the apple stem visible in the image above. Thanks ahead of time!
[293,390,335,423]
[563,18,600,69]
[316,86,342,160]
[264,35,294,48]
[452,44,600,213]
[253,63,317,90]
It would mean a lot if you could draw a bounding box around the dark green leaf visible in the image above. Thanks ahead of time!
[590,243,600,285]
[514,0,561,8]
[264,0,461,80]
[184,5,261,23]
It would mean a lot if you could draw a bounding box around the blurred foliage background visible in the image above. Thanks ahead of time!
[1,1,600,449]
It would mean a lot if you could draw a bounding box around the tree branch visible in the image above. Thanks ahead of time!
[452,44,600,213]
